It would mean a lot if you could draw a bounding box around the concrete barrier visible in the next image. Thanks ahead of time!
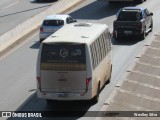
[0,0,83,53]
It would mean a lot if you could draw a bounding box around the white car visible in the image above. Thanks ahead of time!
[39,14,76,42]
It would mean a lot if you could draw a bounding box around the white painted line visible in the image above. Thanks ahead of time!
[115,63,135,87]
[154,40,160,42]
[1,0,19,10]
[130,70,160,80]
[147,46,160,50]
[118,88,160,103]
[112,100,151,111]
[125,79,160,91]
[136,61,160,69]
[142,54,160,60]
[0,32,38,61]
[137,60,159,68]
[104,89,118,105]
[0,0,11,5]
[126,61,137,72]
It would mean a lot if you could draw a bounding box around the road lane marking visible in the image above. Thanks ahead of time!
[136,61,160,69]
[0,32,38,61]
[0,0,11,5]
[118,88,160,103]
[142,54,160,60]
[0,0,19,10]
[147,46,160,50]
[111,100,151,111]
[130,70,160,80]
[125,79,160,91]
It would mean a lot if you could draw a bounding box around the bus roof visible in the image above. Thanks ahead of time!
[43,23,108,44]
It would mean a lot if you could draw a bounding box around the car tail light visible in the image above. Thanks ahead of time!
[40,27,43,32]
[36,76,41,90]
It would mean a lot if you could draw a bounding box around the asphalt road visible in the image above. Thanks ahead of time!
[0,0,160,120]
[0,0,57,35]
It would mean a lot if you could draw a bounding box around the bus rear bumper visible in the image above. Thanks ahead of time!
[37,89,93,101]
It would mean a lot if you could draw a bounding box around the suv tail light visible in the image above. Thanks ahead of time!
[40,27,43,32]
[137,24,142,29]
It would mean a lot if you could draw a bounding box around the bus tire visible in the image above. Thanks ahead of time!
[92,83,100,103]
[106,65,112,84]
[40,39,44,43]
[46,99,53,103]
[106,77,111,84]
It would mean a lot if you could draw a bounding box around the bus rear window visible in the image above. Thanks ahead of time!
[43,20,64,26]
[40,43,86,71]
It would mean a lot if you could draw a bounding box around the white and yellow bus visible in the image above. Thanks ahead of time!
[36,23,112,103]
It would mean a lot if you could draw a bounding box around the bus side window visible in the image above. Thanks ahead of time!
[95,39,100,67]
[100,35,105,60]
[90,43,96,69]
[102,33,107,56]
[107,32,111,52]
[97,38,102,62]
[104,32,108,54]
[93,41,98,69]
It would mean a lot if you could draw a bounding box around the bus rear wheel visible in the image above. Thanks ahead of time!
[105,65,112,85]
[92,83,100,103]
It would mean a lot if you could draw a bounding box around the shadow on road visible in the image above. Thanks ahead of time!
[7,92,96,120]
[31,0,58,4]
[112,37,142,46]
[70,1,137,20]
[30,41,40,49]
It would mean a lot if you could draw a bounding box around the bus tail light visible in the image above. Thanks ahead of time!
[36,76,41,91]
[86,78,92,87]
[80,77,92,96]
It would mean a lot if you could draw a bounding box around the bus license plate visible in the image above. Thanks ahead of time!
[57,93,68,97]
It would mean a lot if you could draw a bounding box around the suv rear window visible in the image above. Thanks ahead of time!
[43,20,64,26]
[118,11,142,21]
[40,43,86,71]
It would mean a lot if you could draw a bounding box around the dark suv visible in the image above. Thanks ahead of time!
[113,7,153,40]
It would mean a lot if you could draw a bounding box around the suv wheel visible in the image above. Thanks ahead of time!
[37,0,42,2]
[135,0,144,4]
[141,27,146,40]
[140,0,144,3]
[150,21,153,32]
